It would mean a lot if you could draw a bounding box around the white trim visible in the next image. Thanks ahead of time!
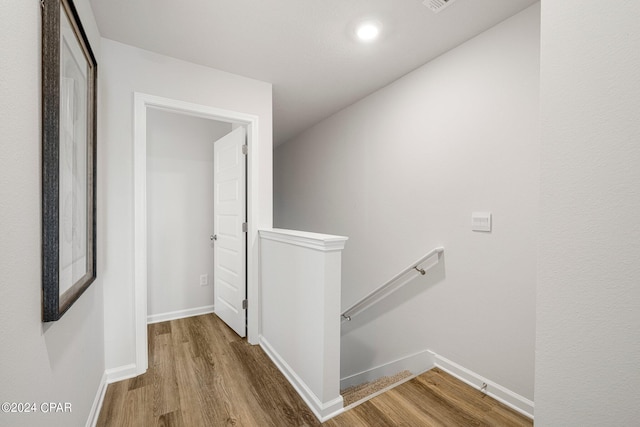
[133,93,262,376]
[259,228,348,252]
[105,363,138,384]
[430,351,534,419]
[259,336,345,422]
[85,371,108,427]
[147,305,215,324]
[339,349,533,418]
[133,94,148,375]
[340,349,435,390]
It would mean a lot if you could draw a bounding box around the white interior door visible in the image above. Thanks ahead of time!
[213,127,246,337]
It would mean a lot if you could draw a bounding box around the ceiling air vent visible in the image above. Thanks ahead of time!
[423,0,458,14]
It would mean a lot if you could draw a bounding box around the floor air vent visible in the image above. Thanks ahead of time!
[423,0,458,14]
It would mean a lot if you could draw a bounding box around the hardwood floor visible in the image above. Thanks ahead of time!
[328,369,532,427]
[97,314,532,426]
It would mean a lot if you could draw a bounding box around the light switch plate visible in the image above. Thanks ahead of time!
[472,212,492,232]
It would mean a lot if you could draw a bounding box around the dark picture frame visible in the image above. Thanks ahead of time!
[42,0,97,322]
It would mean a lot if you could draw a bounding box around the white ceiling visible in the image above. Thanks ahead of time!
[89,0,538,146]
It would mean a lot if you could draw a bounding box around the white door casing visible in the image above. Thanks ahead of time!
[213,127,247,337]
[133,93,262,378]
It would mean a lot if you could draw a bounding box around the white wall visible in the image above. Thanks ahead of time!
[146,109,231,319]
[274,4,539,402]
[100,39,272,372]
[259,229,347,421]
[535,1,640,425]
[0,1,105,426]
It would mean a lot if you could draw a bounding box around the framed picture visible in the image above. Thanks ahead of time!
[42,0,97,321]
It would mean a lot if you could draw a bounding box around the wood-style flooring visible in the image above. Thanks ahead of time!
[327,369,532,427]
[97,314,532,426]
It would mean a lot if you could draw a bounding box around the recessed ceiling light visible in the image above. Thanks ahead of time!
[356,21,381,42]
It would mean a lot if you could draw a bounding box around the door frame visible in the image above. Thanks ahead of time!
[133,92,260,373]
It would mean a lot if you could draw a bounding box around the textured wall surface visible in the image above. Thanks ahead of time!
[146,109,231,318]
[275,5,540,401]
[0,1,105,426]
[536,1,640,425]
[100,39,272,369]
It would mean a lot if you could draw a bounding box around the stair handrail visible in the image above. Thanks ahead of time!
[341,246,444,322]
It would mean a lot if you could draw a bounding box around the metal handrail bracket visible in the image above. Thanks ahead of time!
[341,246,444,322]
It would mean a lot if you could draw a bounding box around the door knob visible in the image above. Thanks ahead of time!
[211,235,217,241]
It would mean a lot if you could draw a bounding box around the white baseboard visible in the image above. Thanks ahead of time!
[105,363,138,384]
[147,305,214,324]
[340,349,435,390]
[85,371,108,427]
[429,351,534,419]
[259,336,344,422]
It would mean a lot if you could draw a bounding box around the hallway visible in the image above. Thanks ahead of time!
[97,314,531,426]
